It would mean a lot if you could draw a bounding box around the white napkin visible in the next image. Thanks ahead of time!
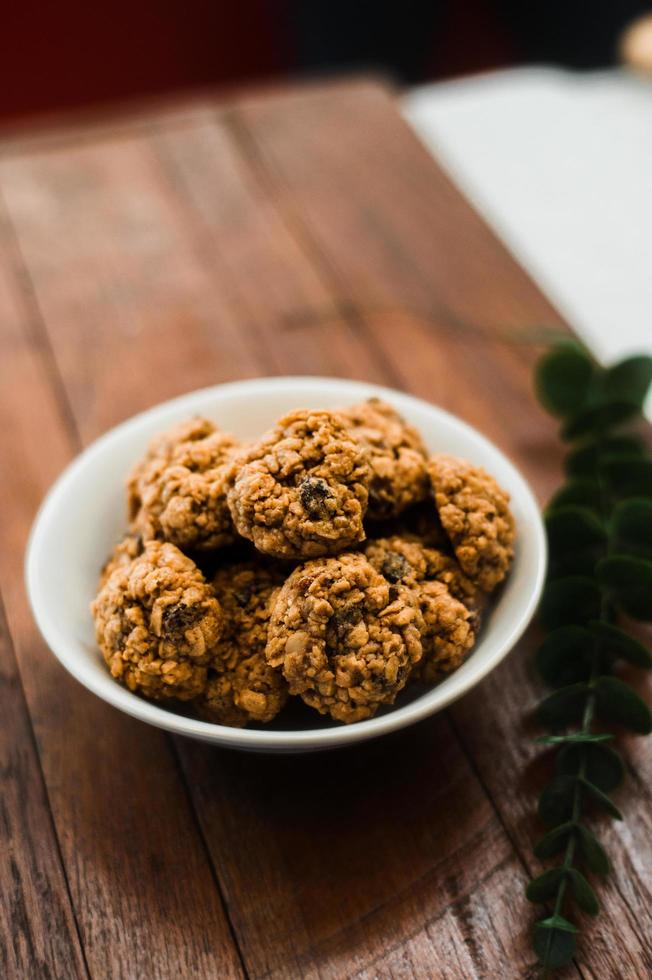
[405,67,652,415]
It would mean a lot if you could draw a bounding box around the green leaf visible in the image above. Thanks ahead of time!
[533,920,576,969]
[575,824,610,875]
[537,914,578,934]
[534,821,575,859]
[545,506,606,557]
[589,620,652,668]
[561,402,638,441]
[579,776,623,820]
[547,551,601,581]
[547,479,603,515]
[537,683,589,728]
[536,626,595,688]
[539,774,578,825]
[594,675,652,734]
[597,555,652,620]
[611,498,652,559]
[556,742,625,791]
[566,867,600,915]
[526,866,566,902]
[602,457,652,499]
[535,342,595,417]
[602,354,652,408]
[536,732,613,745]
[539,577,603,630]
[565,435,646,478]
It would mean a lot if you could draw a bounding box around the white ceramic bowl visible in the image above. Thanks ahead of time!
[26,377,546,753]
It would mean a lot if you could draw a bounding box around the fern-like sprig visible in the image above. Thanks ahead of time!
[528,342,652,972]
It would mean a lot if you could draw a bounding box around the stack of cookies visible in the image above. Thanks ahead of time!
[92,399,515,726]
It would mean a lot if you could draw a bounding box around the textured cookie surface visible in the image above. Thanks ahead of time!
[92,540,222,700]
[341,398,429,519]
[196,562,288,726]
[98,531,144,589]
[128,417,239,552]
[427,455,516,593]
[266,552,423,722]
[227,410,371,558]
[364,536,478,683]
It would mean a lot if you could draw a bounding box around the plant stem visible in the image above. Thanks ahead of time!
[543,431,611,971]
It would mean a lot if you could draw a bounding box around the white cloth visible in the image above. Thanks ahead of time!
[404,67,652,414]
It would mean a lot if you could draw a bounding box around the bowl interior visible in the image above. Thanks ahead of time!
[26,377,545,751]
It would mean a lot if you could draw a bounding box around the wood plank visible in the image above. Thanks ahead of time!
[233,80,652,974]
[0,201,244,979]
[0,97,219,159]
[0,109,543,977]
[232,80,568,338]
[0,594,87,980]
[152,118,389,383]
[0,139,260,439]
[178,721,537,979]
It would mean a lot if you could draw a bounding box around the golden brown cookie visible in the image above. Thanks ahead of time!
[364,536,477,683]
[341,398,429,519]
[98,530,144,589]
[266,552,423,723]
[92,540,222,701]
[427,455,516,593]
[128,417,239,552]
[226,410,371,559]
[195,563,288,727]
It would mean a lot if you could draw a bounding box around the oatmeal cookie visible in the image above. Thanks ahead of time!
[195,563,288,726]
[226,410,371,559]
[92,540,222,701]
[128,417,239,552]
[341,398,429,519]
[266,552,423,723]
[98,530,144,588]
[427,455,515,593]
[364,536,478,682]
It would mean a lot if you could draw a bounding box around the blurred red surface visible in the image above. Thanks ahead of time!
[3,0,288,120]
[2,0,515,122]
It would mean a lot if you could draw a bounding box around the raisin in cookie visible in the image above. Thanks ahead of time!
[364,536,477,683]
[341,398,429,519]
[92,540,222,701]
[195,563,288,727]
[226,410,370,559]
[266,551,423,723]
[128,417,239,552]
[427,455,516,593]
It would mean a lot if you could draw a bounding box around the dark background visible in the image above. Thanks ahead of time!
[3,0,650,121]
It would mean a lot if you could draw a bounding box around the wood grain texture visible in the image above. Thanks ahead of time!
[0,78,649,979]
[0,196,243,980]
[0,594,87,980]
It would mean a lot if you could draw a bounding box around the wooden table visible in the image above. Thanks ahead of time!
[1,79,650,980]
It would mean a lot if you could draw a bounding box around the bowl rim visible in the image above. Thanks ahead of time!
[26,376,546,750]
